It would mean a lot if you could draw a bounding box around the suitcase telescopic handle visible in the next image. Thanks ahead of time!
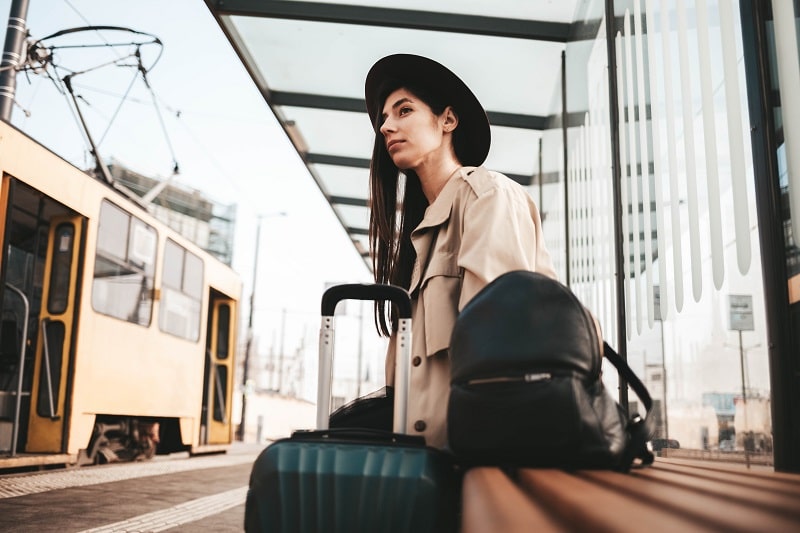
[321,283,412,318]
[317,283,412,434]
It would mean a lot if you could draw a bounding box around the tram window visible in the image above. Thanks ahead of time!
[213,365,227,422]
[92,200,156,326]
[184,253,203,300]
[47,223,74,314]
[96,201,129,260]
[161,238,183,289]
[216,304,230,360]
[159,239,203,341]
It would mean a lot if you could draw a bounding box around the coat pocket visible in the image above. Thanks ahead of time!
[420,258,461,357]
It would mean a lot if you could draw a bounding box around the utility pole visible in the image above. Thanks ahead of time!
[277,308,286,394]
[236,218,262,441]
[0,0,30,121]
[235,211,285,439]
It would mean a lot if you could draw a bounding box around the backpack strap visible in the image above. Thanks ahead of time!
[603,342,655,469]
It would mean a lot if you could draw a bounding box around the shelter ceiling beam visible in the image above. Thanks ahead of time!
[210,0,571,42]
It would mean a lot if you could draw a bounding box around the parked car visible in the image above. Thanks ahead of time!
[651,438,680,451]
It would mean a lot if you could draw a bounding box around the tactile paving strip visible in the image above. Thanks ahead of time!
[0,453,254,499]
[76,485,248,533]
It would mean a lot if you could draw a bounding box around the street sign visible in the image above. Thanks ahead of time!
[728,294,755,331]
[654,285,662,322]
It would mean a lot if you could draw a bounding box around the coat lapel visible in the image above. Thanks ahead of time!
[408,169,471,294]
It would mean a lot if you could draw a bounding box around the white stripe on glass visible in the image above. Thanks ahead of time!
[624,11,643,334]
[719,0,751,274]
[660,0,685,312]
[676,0,703,303]
[645,0,670,320]
[634,0,655,327]
[696,0,725,290]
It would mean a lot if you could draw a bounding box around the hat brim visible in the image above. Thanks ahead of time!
[365,54,490,168]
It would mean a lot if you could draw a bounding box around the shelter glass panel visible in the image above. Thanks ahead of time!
[604,0,770,459]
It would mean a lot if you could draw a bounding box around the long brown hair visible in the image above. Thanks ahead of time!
[369,79,451,336]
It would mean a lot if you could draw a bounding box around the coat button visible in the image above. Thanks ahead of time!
[414,420,426,432]
[412,356,422,367]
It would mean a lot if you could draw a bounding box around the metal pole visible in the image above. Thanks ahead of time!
[561,50,571,286]
[63,75,115,185]
[739,330,750,468]
[739,0,800,474]
[605,0,629,410]
[0,0,29,122]
[356,300,364,397]
[236,218,262,441]
[538,137,544,218]
[660,318,669,439]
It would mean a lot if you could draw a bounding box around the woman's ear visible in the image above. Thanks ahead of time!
[442,106,459,133]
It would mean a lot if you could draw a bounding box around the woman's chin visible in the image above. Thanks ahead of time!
[390,155,417,171]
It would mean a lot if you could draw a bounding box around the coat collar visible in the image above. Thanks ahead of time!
[413,166,476,232]
[407,166,477,293]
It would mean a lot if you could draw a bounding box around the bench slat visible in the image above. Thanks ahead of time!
[461,467,567,533]
[461,460,800,532]
[659,457,800,484]
[581,469,800,531]
[632,466,800,517]
[516,469,717,532]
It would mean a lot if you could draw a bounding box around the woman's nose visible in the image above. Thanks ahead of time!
[379,117,394,135]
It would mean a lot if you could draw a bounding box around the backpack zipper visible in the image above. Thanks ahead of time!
[466,372,552,385]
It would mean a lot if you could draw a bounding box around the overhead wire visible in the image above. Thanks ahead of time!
[14,16,257,209]
[137,49,179,174]
[23,24,173,181]
[96,65,139,147]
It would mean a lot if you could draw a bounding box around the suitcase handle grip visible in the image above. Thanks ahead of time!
[321,283,411,318]
[317,283,412,434]
[291,428,424,446]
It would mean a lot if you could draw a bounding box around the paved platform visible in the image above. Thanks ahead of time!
[0,443,265,532]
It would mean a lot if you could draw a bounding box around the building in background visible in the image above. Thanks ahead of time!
[109,162,236,266]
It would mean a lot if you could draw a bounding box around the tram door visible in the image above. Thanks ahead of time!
[201,295,235,444]
[25,216,83,453]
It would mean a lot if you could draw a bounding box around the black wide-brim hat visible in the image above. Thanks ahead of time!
[365,54,491,167]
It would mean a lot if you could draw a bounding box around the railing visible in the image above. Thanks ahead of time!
[40,318,57,419]
[659,447,774,467]
[4,283,29,457]
[214,364,228,424]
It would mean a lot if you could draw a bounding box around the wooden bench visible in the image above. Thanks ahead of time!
[461,458,800,532]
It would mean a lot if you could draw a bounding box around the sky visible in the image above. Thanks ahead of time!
[0,0,379,401]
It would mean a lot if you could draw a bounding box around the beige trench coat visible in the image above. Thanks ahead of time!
[385,166,557,449]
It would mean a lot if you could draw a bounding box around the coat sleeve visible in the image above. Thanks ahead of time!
[457,184,556,310]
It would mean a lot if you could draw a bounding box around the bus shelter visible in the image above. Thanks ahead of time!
[203,0,800,472]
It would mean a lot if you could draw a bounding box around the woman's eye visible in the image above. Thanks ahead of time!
[399,106,412,115]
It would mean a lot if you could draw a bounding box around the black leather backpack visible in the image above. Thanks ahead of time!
[447,270,654,471]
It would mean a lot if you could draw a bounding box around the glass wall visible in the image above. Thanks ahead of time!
[542,0,775,461]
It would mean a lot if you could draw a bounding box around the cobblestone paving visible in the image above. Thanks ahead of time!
[77,486,248,532]
[0,452,255,499]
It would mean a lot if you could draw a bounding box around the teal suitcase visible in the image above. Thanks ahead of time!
[244,284,459,533]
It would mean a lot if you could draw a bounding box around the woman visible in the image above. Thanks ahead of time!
[365,54,557,449]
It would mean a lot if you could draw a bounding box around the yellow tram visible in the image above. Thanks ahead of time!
[0,120,241,469]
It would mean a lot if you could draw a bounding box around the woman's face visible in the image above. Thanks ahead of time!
[379,88,454,170]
